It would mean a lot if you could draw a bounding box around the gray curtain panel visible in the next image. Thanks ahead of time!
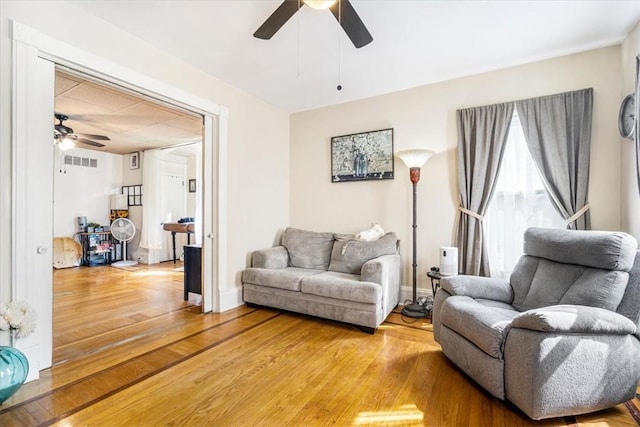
[455,102,514,276]
[515,88,593,230]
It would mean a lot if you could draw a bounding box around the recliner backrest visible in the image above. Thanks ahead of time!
[616,250,640,338]
[509,228,638,313]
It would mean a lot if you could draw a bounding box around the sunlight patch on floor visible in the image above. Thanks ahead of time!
[353,404,423,425]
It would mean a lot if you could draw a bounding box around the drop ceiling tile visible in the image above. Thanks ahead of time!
[116,101,182,124]
[55,96,115,118]
[164,116,203,133]
[123,122,197,141]
[55,71,202,155]
[63,81,141,112]
[55,74,82,96]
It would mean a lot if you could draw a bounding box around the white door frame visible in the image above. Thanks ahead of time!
[11,20,227,377]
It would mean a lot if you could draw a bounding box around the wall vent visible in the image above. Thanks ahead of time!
[64,155,98,168]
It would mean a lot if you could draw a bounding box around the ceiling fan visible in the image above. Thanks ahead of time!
[254,0,373,49]
[54,113,110,149]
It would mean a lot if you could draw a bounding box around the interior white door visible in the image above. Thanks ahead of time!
[13,42,55,380]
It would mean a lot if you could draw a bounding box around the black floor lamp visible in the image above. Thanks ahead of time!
[396,149,435,318]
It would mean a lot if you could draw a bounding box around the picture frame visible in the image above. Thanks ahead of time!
[331,128,394,183]
[188,179,196,193]
[129,152,140,170]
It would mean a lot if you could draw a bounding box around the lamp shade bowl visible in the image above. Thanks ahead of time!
[395,149,435,168]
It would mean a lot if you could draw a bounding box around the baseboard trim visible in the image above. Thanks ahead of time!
[399,285,434,304]
[218,286,243,312]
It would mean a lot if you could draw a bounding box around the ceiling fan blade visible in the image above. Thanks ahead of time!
[73,137,106,148]
[330,0,373,48]
[254,0,302,40]
[74,133,111,141]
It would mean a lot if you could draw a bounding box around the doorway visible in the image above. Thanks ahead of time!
[52,68,206,363]
[12,20,227,380]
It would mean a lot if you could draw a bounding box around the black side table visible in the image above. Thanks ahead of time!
[184,244,202,301]
[427,271,444,296]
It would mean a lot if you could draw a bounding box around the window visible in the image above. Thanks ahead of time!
[485,111,564,279]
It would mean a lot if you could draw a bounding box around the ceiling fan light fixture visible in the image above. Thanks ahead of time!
[304,0,336,10]
[254,0,372,48]
[58,137,75,151]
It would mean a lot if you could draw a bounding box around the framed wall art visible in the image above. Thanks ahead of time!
[129,151,140,170]
[331,128,394,183]
[188,179,196,193]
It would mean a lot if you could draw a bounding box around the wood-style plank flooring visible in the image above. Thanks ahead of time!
[0,262,637,426]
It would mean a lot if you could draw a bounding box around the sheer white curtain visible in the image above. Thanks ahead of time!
[139,148,165,263]
[485,112,564,279]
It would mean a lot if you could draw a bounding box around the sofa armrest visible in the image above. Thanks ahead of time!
[361,253,400,284]
[440,275,513,303]
[361,253,401,311]
[512,304,637,335]
[251,246,289,269]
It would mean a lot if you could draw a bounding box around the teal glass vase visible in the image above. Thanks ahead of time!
[0,346,29,404]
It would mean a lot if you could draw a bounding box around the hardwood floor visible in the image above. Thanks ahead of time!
[0,262,637,426]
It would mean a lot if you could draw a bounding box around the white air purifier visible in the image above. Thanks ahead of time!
[440,246,458,276]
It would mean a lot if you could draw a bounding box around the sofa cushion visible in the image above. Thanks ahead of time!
[440,296,520,358]
[251,246,289,269]
[328,232,398,274]
[242,267,324,292]
[282,227,335,270]
[301,272,381,304]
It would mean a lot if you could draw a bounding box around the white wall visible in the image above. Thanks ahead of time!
[620,22,640,239]
[291,46,624,295]
[0,1,290,306]
[53,147,123,237]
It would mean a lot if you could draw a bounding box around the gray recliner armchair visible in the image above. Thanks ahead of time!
[432,227,640,420]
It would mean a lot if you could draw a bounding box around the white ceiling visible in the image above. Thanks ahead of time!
[71,0,640,113]
[55,71,203,155]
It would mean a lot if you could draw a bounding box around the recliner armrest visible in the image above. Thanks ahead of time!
[251,246,289,269]
[512,304,637,335]
[440,275,513,303]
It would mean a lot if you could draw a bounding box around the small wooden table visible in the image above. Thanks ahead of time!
[162,222,195,263]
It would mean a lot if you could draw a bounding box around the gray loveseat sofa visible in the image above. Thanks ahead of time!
[242,227,401,333]
[433,227,640,420]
